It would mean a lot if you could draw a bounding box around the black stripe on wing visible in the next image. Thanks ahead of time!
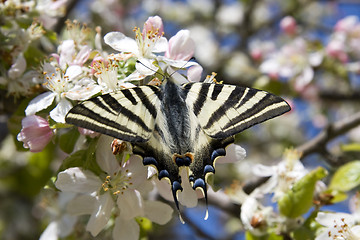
[65,85,162,142]
[183,82,291,139]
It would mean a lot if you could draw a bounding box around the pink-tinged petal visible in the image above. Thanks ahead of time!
[25,91,56,116]
[50,98,73,123]
[78,127,100,138]
[144,201,173,225]
[17,115,53,152]
[96,135,120,175]
[280,16,297,35]
[55,167,101,193]
[165,30,195,61]
[326,39,348,63]
[86,193,114,236]
[187,65,203,82]
[335,16,359,33]
[113,217,139,240]
[73,45,91,66]
[8,54,26,79]
[116,189,144,220]
[104,32,138,54]
[59,40,76,69]
[143,16,164,36]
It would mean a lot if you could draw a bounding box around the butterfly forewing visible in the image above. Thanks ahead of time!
[183,83,291,139]
[65,85,161,142]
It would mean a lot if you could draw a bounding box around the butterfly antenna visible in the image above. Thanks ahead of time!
[168,57,197,78]
[135,60,166,79]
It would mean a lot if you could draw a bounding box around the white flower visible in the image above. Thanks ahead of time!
[25,62,99,123]
[241,196,274,236]
[252,149,307,200]
[55,135,173,239]
[315,212,360,240]
[39,192,78,240]
[0,53,40,97]
[104,16,168,81]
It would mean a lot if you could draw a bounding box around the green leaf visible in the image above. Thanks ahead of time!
[278,167,327,218]
[329,160,360,192]
[59,128,80,154]
[292,210,318,240]
[58,138,102,175]
[245,231,283,240]
[341,143,360,152]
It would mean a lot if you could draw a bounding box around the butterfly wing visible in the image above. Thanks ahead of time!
[183,82,291,139]
[65,85,162,142]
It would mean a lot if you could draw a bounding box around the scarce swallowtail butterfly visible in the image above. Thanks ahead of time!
[65,75,290,219]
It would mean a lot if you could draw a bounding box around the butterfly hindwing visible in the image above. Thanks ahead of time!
[183,82,291,139]
[65,85,162,142]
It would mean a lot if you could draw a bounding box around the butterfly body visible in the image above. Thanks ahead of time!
[65,77,291,211]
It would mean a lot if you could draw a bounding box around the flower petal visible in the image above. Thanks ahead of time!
[113,217,139,240]
[96,135,120,174]
[66,194,97,216]
[166,30,195,61]
[136,58,158,75]
[39,221,58,240]
[104,32,138,53]
[25,91,56,116]
[152,37,168,53]
[8,54,26,79]
[17,115,53,152]
[86,193,114,236]
[117,189,144,220]
[144,201,173,225]
[55,167,101,193]
[50,98,73,123]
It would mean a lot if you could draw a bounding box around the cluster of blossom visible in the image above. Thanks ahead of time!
[249,15,360,96]
[0,0,68,97]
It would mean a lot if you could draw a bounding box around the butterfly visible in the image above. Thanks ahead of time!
[65,76,290,217]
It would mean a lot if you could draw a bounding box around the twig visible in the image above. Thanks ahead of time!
[297,111,360,160]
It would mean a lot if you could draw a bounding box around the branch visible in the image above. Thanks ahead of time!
[319,91,360,101]
[297,111,360,160]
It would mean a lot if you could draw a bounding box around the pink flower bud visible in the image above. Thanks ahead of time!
[17,115,53,152]
[280,16,297,35]
[143,16,164,36]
